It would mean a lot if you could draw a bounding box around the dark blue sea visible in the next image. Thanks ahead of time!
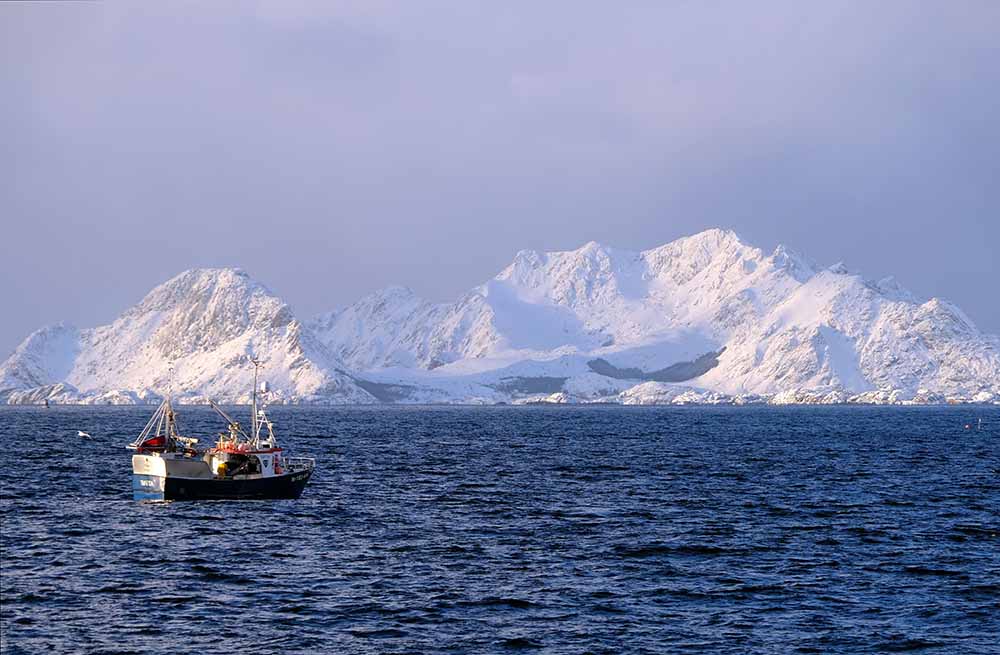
[1,405,998,654]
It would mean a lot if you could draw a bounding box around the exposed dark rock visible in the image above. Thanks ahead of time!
[588,348,725,383]
[349,378,415,402]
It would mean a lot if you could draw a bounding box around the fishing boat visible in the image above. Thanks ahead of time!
[128,360,315,501]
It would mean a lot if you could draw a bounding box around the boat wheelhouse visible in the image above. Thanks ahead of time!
[128,360,315,501]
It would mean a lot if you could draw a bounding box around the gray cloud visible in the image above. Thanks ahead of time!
[2,1,999,356]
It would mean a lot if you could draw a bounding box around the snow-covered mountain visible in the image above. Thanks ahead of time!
[307,229,1000,404]
[0,269,375,404]
[3,230,999,405]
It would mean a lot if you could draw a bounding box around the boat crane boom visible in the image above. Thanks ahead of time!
[208,400,249,440]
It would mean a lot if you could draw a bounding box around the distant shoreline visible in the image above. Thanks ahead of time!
[3,401,998,408]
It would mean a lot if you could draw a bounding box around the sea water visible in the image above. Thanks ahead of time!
[1,405,998,653]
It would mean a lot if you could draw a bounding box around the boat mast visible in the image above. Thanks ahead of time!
[251,356,260,444]
[165,364,174,447]
[166,399,175,447]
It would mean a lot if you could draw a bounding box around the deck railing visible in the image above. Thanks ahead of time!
[284,457,316,472]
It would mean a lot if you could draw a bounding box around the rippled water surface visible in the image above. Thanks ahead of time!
[2,405,999,654]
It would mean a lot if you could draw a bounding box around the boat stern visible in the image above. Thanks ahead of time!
[132,454,167,500]
[132,472,167,501]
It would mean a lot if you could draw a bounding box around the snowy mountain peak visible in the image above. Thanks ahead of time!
[871,276,917,303]
[133,267,270,312]
[509,248,545,269]
[3,229,999,405]
[0,322,81,392]
[644,228,744,260]
[118,267,296,360]
[0,267,375,404]
[306,229,999,403]
[921,297,980,335]
[769,244,815,282]
[676,227,741,248]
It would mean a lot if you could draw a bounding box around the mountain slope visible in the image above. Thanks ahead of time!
[0,269,375,404]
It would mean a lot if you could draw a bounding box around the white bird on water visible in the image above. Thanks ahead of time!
[77,430,93,439]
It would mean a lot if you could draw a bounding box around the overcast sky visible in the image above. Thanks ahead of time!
[2,1,998,357]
